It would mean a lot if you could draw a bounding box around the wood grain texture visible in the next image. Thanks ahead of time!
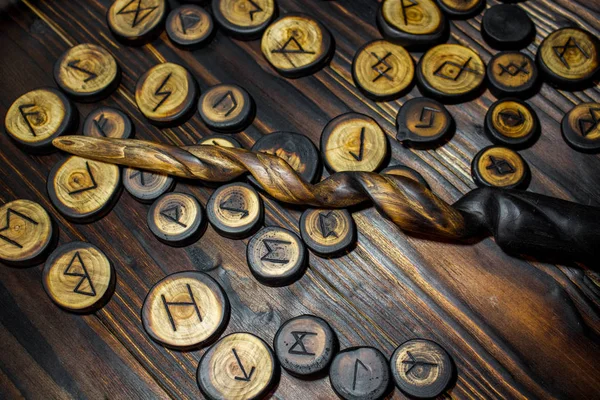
[1,0,600,399]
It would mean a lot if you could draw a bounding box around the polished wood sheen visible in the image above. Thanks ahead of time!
[381,165,430,190]
[561,102,600,153]
[299,208,356,256]
[198,83,255,132]
[481,4,535,50]
[487,51,539,98]
[198,134,242,148]
[147,192,206,246]
[122,167,175,203]
[471,146,530,189]
[395,97,453,146]
[107,0,167,45]
[213,0,277,40]
[436,0,484,19]
[166,5,215,49]
[485,98,539,148]
[377,0,447,47]
[206,182,264,239]
[82,106,134,139]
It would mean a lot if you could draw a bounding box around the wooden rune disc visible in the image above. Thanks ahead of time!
[299,208,356,257]
[53,43,120,102]
[471,146,530,189]
[273,314,339,379]
[197,332,280,400]
[82,106,134,139]
[417,44,486,102]
[561,102,600,153]
[42,242,115,313]
[206,182,264,239]
[381,165,430,190]
[321,113,389,173]
[485,98,539,149]
[329,346,392,400]
[142,271,230,350]
[198,135,242,148]
[481,5,535,50]
[436,0,485,19]
[377,0,447,48]
[47,156,122,223]
[390,339,454,398]
[487,51,539,99]
[212,0,277,40]
[395,97,453,147]
[107,0,167,45]
[251,132,322,185]
[4,87,77,153]
[261,13,333,78]
[123,167,175,203]
[246,226,307,287]
[147,192,206,246]
[0,200,56,267]
[135,62,199,126]
[536,27,600,89]
[166,5,215,49]
[198,84,255,132]
[352,40,415,101]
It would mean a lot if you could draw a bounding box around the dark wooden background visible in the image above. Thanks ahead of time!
[1,0,599,398]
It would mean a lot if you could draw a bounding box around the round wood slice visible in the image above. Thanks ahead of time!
[135,62,199,126]
[329,346,392,400]
[42,241,115,313]
[147,192,206,246]
[198,84,255,132]
[4,87,77,153]
[485,98,539,149]
[107,0,167,45]
[377,0,447,48]
[436,0,484,19]
[142,271,230,350]
[206,182,263,239]
[536,27,600,89]
[261,13,333,78]
[471,146,530,189]
[212,0,277,40]
[561,102,600,153]
[246,226,307,287]
[299,208,356,257]
[487,51,539,99]
[481,4,535,50]
[417,44,486,102]
[47,156,122,223]
[321,113,389,173]
[198,134,243,148]
[166,5,214,49]
[390,339,454,398]
[123,167,175,203]
[352,40,415,101]
[53,43,120,102]
[82,106,134,139]
[395,97,453,147]
[0,199,56,267]
[273,314,339,379]
[381,165,430,190]
[197,332,280,400]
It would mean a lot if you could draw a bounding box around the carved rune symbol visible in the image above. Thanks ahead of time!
[498,62,529,76]
[289,331,317,355]
[219,195,248,218]
[130,170,151,186]
[0,209,38,249]
[349,127,365,161]
[352,359,368,391]
[68,161,98,195]
[212,90,238,117]
[261,239,292,264]
[67,60,97,82]
[160,205,187,228]
[272,36,315,55]
[248,0,263,21]
[486,156,515,176]
[400,0,419,25]
[402,351,438,377]
[94,113,109,136]
[153,73,172,112]
[578,107,600,137]
[499,109,525,127]
[178,12,201,34]
[370,52,393,82]
[63,252,96,297]
[161,284,202,331]
[117,0,158,28]
[18,103,40,137]
[552,36,590,69]
[434,57,480,81]
[232,348,255,382]
[318,212,338,238]
[415,106,440,129]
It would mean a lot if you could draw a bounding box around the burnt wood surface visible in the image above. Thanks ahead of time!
[0,0,599,399]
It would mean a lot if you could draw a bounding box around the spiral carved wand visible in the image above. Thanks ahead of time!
[53,136,600,263]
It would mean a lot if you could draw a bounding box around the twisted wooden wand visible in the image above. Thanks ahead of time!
[53,136,600,263]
